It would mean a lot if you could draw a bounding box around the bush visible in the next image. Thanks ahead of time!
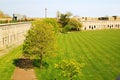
[62,25,72,33]
[55,59,85,80]
[68,19,82,31]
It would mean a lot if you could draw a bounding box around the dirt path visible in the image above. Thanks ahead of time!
[12,67,37,80]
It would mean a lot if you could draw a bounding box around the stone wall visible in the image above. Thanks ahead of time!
[0,22,31,49]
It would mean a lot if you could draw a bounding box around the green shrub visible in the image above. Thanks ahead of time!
[68,19,82,31]
[55,59,85,80]
[62,25,72,33]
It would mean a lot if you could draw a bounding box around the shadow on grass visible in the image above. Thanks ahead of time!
[13,58,49,69]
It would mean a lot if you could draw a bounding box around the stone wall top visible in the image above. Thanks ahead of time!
[0,22,31,27]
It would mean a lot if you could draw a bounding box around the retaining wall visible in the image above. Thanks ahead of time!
[0,22,31,49]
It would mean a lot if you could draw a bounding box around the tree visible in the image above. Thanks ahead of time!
[43,18,60,33]
[66,12,72,17]
[23,20,57,69]
[55,59,85,80]
[56,11,61,20]
[58,12,72,28]
[57,12,82,32]
[0,10,11,18]
[68,18,82,31]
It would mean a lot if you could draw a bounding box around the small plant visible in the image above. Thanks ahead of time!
[55,59,85,80]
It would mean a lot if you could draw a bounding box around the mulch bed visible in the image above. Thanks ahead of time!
[13,58,34,69]
[12,58,38,80]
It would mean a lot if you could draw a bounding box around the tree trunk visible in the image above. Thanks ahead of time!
[70,75,73,80]
[40,52,43,69]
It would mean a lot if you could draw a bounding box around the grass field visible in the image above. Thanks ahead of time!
[35,29,120,80]
[0,29,120,80]
[0,46,22,80]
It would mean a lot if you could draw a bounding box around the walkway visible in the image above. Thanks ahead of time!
[12,67,37,80]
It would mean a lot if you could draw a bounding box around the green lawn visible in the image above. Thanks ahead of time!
[35,29,120,80]
[0,30,120,80]
[0,46,22,80]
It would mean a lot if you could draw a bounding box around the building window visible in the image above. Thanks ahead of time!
[110,26,111,29]
[92,26,94,30]
[111,25,113,27]
[89,26,91,29]
[118,24,120,28]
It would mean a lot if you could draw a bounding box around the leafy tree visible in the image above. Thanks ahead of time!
[43,18,60,33]
[62,19,82,33]
[58,12,72,28]
[68,18,82,31]
[66,12,72,17]
[57,12,82,32]
[23,20,56,69]
[55,59,85,80]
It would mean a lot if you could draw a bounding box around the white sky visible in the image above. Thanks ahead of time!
[0,0,120,18]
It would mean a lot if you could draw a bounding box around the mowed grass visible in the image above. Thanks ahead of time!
[0,46,22,80]
[0,30,120,80]
[35,29,120,80]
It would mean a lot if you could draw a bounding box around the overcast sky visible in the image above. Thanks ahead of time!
[0,0,120,18]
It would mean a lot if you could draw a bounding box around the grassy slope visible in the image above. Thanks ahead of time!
[0,46,22,80]
[35,29,120,80]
